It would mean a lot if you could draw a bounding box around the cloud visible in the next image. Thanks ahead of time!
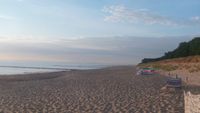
[0,36,116,51]
[103,5,200,27]
[191,16,200,23]
[103,5,177,26]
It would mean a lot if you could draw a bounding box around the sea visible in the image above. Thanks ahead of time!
[0,61,108,75]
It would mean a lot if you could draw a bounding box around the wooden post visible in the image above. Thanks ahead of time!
[186,77,189,84]
[176,74,178,78]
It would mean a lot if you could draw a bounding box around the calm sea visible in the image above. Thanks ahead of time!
[0,61,108,75]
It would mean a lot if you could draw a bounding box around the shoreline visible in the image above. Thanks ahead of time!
[0,65,133,76]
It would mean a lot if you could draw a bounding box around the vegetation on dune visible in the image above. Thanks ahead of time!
[139,62,178,71]
[139,37,200,72]
[139,56,200,72]
[163,37,200,59]
[142,37,200,63]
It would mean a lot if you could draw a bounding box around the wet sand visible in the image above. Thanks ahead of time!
[0,66,184,113]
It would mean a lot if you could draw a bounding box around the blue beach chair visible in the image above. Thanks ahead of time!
[166,77,182,88]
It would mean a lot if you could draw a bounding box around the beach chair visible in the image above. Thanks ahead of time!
[141,68,157,75]
[166,77,182,89]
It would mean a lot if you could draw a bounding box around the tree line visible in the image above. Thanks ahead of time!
[141,37,200,63]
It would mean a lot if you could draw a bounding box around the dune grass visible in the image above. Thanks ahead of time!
[138,56,200,72]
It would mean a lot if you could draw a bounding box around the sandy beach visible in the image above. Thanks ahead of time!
[0,66,184,113]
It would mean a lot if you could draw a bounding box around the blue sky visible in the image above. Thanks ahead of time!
[0,0,200,65]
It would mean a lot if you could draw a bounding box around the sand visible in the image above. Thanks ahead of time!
[0,66,184,113]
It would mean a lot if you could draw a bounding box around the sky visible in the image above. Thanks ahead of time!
[0,0,200,65]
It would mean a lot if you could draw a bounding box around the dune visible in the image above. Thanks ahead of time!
[139,56,200,86]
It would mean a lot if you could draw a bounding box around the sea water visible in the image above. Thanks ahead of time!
[0,61,108,75]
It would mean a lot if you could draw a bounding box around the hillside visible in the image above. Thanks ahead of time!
[142,37,200,63]
[139,55,200,86]
[139,55,200,72]
[139,37,200,86]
